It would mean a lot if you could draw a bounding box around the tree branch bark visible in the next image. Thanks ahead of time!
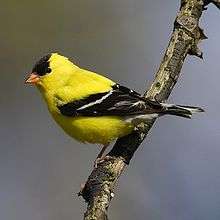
[80,1,219,219]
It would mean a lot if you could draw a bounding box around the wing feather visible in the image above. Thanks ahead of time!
[58,84,162,117]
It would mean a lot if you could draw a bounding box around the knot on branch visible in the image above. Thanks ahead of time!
[188,27,208,58]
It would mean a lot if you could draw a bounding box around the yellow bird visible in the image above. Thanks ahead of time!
[25,53,204,165]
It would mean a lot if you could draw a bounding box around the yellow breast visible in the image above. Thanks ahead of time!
[52,114,134,145]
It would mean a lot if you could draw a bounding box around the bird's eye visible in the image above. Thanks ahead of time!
[32,53,52,76]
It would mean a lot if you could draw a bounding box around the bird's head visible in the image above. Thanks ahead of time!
[25,53,78,91]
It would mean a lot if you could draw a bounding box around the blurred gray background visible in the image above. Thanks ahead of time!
[1,1,220,219]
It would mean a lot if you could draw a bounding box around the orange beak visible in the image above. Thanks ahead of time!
[25,72,40,84]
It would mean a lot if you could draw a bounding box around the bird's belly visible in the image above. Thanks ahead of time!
[52,114,134,145]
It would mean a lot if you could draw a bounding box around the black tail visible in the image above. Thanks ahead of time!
[162,104,205,119]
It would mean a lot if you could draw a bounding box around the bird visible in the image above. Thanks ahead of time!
[25,53,204,166]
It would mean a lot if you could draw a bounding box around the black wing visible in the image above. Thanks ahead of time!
[58,84,162,117]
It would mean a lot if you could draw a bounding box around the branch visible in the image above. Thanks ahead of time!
[80,1,218,219]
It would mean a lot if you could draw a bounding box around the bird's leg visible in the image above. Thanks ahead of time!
[94,144,110,168]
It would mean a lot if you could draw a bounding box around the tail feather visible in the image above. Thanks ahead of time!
[162,104,204,119]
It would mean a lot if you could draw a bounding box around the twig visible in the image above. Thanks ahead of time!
[80,1,219,219]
